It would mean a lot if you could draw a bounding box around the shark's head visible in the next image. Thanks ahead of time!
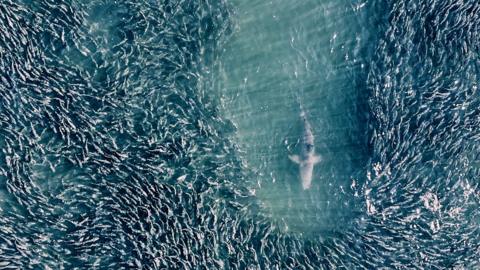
[300,162,314,189]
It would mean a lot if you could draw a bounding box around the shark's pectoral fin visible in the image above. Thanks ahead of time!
[312,155,322,164]
[288,155,301,164]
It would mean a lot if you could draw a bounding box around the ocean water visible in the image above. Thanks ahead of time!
[0,0,478,269]
[212,0,373,234]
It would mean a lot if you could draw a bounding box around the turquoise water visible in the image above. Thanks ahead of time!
[213,0,372,233]
[0,0,479,269]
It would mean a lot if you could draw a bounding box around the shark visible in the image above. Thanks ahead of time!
[288,107,321,190]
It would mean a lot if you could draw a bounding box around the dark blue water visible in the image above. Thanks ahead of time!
[0,0,478,269]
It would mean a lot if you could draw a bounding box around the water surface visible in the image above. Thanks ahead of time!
[0,0,478,269]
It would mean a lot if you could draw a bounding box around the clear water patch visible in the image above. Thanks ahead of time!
[213,0,373,234]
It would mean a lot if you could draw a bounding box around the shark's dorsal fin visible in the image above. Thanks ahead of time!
[288,155,301,164]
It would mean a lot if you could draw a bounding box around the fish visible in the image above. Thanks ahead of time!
[289,106,321,190]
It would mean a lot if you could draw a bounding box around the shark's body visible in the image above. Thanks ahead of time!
[289,108,321,190]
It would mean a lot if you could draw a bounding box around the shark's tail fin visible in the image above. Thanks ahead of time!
[293,90,306,117]
[299,103,306,118]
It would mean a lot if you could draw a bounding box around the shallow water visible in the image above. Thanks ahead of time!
[212,0,373,234]
[0,0,479,269]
